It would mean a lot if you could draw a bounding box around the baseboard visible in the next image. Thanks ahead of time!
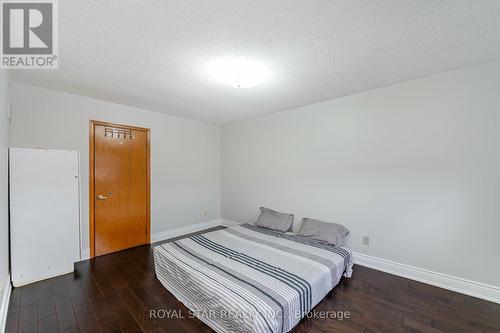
[353,252,500,304]
[220,219,500,304]
[77,220,500,305]
[80,248,90,261]
[220,219,242,227]
[151,219,222,243]
[79,219,223,259]
[0,275,12,333]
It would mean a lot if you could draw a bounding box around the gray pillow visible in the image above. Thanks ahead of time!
[297,218,350,246]
[255,207,294,232]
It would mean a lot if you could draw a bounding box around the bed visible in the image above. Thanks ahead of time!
[153,223,353,333]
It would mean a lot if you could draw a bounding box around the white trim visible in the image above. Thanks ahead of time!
[0,275,12,333]
[218,219,500,304]
[151,219,222,243]
[353,252,500,304]
[76,220,500,304]
[220,219,242,227]
[79,219,223,259]
[80,248,90,261]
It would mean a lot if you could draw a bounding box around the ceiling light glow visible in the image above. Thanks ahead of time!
[207,57,269,88]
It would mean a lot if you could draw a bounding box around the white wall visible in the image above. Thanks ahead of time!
[10,82,221,251]
[222,60,500,288]
[0,71,10,318]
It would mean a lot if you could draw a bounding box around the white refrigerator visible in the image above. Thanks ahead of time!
[9,148,81,287]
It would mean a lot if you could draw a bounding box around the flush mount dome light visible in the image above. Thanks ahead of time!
[207,57,269,88]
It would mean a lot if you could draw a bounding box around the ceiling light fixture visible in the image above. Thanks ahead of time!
[207,57,269,88]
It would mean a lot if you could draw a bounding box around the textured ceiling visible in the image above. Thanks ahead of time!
[12,0,500,124]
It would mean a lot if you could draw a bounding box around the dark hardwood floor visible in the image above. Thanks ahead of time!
[6,227,500,333]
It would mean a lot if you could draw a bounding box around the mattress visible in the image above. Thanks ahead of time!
[154,224,353,333]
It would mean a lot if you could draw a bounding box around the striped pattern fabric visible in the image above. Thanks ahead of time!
[154,224,353,333]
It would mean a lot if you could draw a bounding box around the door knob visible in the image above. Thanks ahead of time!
[96,194,107,200]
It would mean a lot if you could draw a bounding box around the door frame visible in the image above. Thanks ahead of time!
[89,120,151,258]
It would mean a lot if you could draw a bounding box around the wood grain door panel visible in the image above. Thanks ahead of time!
[90,121,150,257]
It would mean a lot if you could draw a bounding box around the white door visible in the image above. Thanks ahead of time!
[10,148,80,287]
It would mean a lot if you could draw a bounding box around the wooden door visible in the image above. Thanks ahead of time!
[90,121,150,257]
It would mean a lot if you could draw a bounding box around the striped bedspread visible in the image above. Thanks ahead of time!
[154,224,352,333]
